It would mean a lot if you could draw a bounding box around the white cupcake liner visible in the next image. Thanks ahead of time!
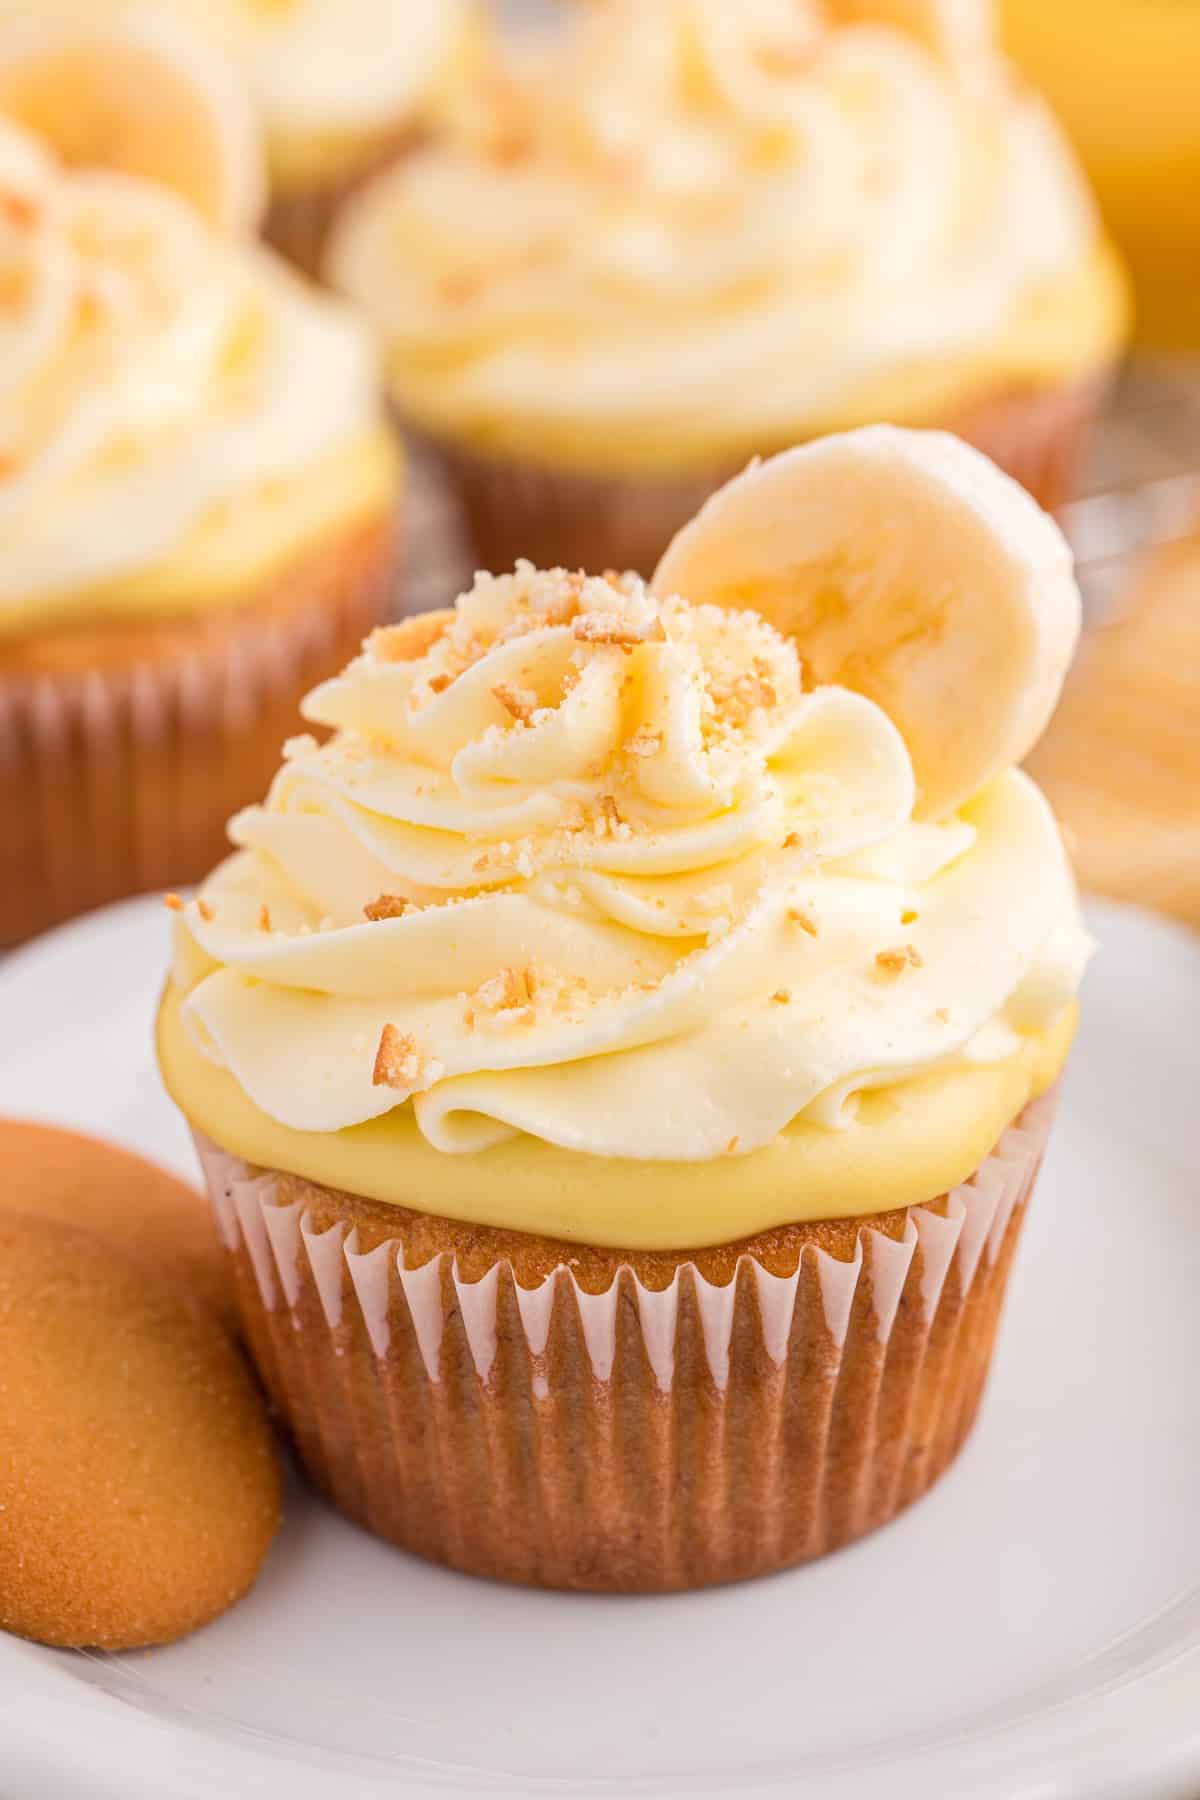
[190,1089,1056,1591]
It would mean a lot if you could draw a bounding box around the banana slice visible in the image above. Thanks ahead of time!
[652,426,1080,821]
[0,16,265,236]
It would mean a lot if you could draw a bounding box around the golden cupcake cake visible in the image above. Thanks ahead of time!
[159,426,1089,1592]
[0,0,481,276]
[330,0,1129,575]
[0,27,402,946]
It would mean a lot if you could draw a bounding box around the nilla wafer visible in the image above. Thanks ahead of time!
[0,1210,281,1650]
[0,1119,233,1327]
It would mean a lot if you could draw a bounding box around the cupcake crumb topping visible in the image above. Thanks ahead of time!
[875,944,923,978]
[364,894,412,922]
[373,1025,439,1093]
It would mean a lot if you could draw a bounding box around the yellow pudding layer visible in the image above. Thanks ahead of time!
[393,242,1128,477]
[159,983,1074,1250]
[0,429,400,638]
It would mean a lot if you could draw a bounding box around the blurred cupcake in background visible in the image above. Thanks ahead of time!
[330,0,1129,576]
[0,0,482,276]
[0,21,402,947]
[201,0,483,276]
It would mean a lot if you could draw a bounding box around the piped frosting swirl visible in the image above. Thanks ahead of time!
[172,563,1088,1164]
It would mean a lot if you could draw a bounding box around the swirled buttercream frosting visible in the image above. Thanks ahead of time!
[329,0,1119,468]
[0,117,380,614]
[164,563,1088,1178]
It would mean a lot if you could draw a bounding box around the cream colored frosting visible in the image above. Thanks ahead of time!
[0,118,380,613]
[167,563,1089,1170]
[329,0,1108,463]
[3,0,471,143]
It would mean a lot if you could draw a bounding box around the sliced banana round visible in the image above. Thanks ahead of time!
[0,16,265,237]
[652,425,1080,821]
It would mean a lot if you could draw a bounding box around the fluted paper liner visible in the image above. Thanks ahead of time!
[0,516,398,947]
[193,1092,1055,1592]
[424,369,1109,577]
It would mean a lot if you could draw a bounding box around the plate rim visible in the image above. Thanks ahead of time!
[1,892,1199,1800]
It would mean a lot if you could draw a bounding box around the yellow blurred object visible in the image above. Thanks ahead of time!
[1002,0,1200,346]
[1029,515,1200,928]
[0,15,265,235]
[0,429,400,638]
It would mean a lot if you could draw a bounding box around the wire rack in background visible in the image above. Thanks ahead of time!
[403,355,1200,627]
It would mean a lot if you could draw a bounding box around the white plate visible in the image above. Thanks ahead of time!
[1,895,1199,1800]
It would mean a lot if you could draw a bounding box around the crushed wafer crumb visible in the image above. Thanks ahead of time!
[788,908,818,936]
[428,673,452,694]
[258,905,271,932]
[372,1025,425,1091]
[625,727,663,759]
[782,832,801,849]
[709,667,778,727]
[163,893,184,913]
[875,944,923,978]
[901,909,919,925]
[364,894,411,922]
[932,1007,951,1024]
[196,900,214,923]
[493,681,537,723]
[726,1136,740,1154]
[771,989,791,1005]
[370,615,450,664]
[473,966,532,1014]
[573,612,665,649]
[597,793,623,831]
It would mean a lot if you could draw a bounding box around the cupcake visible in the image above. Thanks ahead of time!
[0,35,402,947]
[158,426,1089,1592]
[0,0,482,277]
[329,0,1129,576]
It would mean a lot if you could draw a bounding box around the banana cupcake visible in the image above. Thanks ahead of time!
[0,45,401,947]
[330,0,1128,575]
[159,427,1088,1592]
[0,0,481,277]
